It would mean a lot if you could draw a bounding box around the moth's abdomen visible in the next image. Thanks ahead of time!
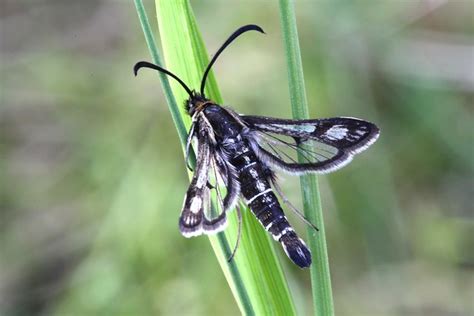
[232,147,312,268]
[278,231,312,268]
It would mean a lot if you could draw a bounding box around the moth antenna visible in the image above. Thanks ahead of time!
[134,61,194,97]
[200,24,265,96]
[227,204,243,263]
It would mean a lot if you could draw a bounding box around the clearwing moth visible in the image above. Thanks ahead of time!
[134,24,379,268]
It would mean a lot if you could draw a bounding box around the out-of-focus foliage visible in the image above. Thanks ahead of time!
[1,1,472,315]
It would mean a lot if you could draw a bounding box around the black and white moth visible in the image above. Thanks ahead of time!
[134,24,379,268]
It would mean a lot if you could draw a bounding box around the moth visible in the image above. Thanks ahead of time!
[134,24,379,268]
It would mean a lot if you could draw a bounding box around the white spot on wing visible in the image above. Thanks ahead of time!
[189,197,202,213]
[325,125,349,140]
[270,123,316,133]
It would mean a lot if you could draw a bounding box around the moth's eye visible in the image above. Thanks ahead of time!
[187,102,195,113]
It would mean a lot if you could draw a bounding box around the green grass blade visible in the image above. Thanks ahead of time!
[278,0,335,315]
[135,0,297,314]
[134,0,188,148]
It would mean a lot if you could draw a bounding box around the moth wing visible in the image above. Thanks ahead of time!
[180,128,240,237]
[241,115,380,174]
[179,133,211,238]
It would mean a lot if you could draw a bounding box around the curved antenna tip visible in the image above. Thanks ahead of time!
[244,24,266,34]
[132,60,193,97]
[200,24,266,95]
[133,61,150,76]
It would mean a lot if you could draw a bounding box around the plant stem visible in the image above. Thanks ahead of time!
[133,0,188,148]
[278,0,335,315]
[134,0,297,314]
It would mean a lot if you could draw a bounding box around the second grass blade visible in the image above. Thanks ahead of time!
[278,0,335,315]
[154,0,297,314]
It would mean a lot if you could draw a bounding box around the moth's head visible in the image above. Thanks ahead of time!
[185,93,212,116]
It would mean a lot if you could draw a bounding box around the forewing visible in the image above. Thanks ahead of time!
[179,134,211,237]
[242,115,380,174]
[180,124,240,237]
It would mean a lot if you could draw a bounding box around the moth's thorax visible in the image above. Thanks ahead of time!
[200,104,243,139]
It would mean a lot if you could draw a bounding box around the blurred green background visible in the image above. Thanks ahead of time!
[1,1,473,315]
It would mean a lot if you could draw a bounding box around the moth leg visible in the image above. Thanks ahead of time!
[185,122,196,172]
[227,203,243,263]
[266,168,319,232]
